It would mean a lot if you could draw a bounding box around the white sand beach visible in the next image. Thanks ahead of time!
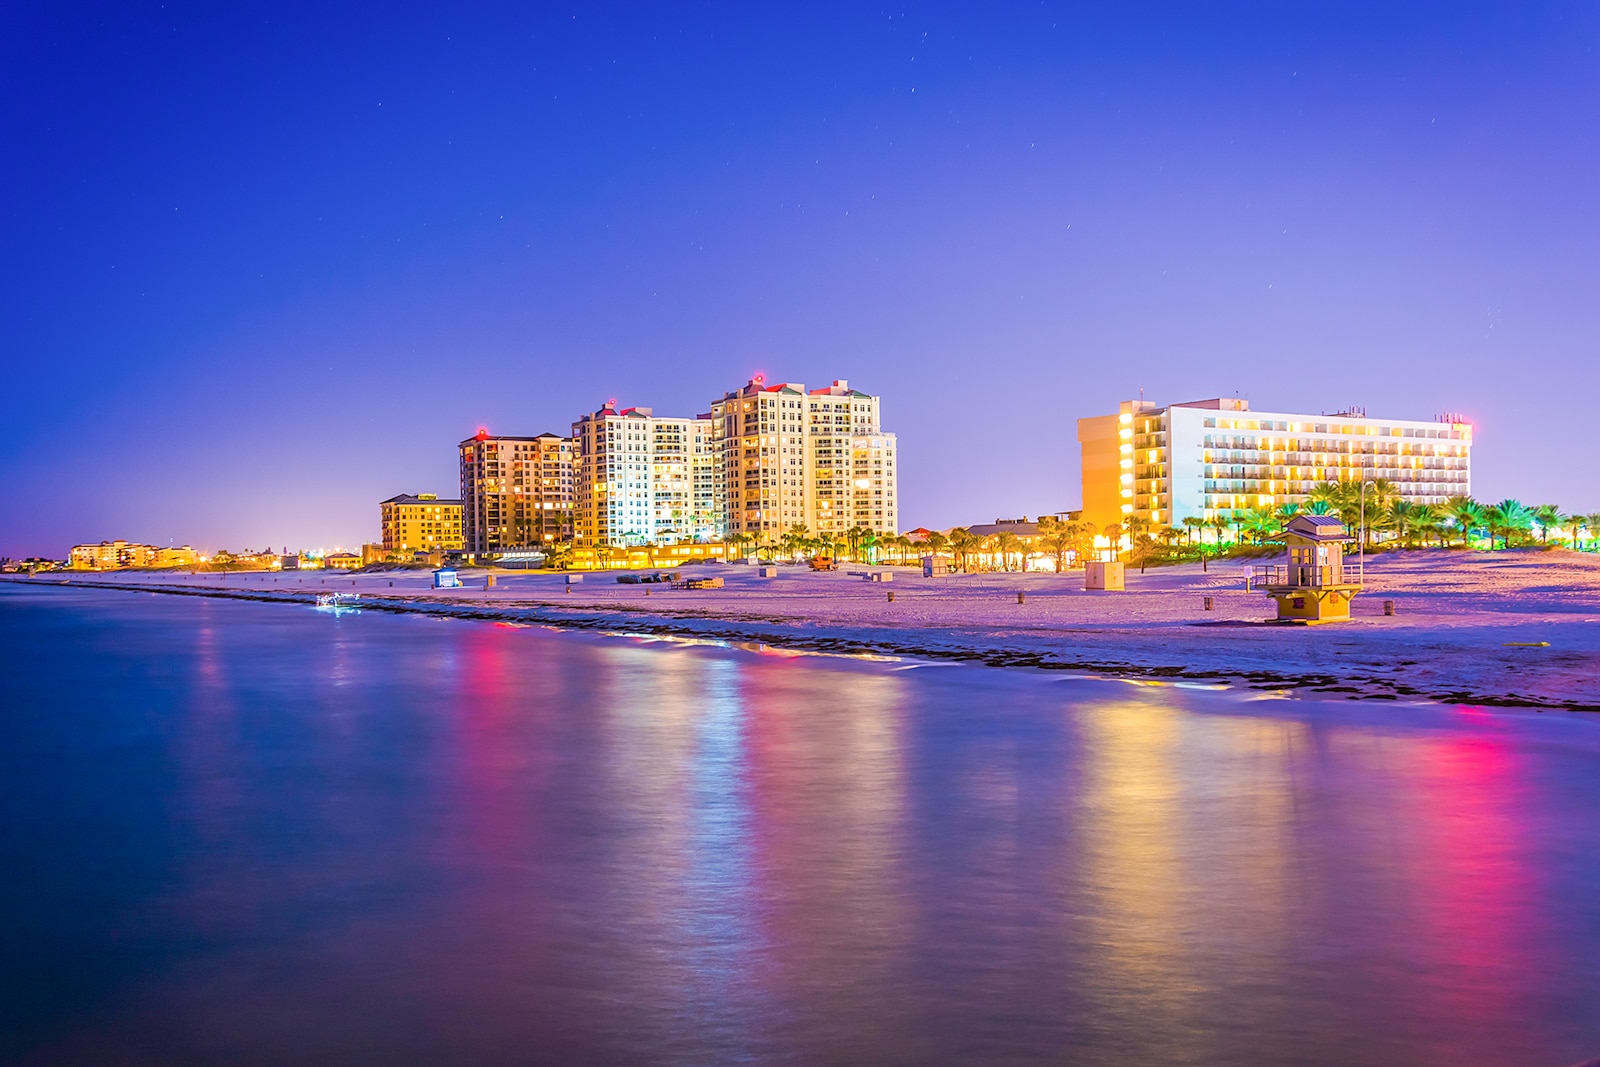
[21,548,1600,710]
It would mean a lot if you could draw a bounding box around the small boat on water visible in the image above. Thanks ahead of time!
[315,592,361,615]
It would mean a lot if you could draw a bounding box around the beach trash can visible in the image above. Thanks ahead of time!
[1204,596,1214,611]
[1384,600,1395,616]
[485,574,496,589]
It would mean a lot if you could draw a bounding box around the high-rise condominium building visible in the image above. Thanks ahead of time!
[1077,397,1473,531]
[380,493,465,553]
[804,379,897,537]
[710,377,898,539]
[458,432,574,553]
[711,379,812,538]
[571,404,717,546]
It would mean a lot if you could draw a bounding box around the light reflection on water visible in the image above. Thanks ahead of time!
[2,584,1599,1066]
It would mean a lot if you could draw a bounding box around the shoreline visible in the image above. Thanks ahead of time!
[9,556,1600,711]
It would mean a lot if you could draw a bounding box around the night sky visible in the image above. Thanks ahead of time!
[4,3,1598,556]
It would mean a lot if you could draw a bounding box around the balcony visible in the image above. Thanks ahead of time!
[1251,564,1345,589]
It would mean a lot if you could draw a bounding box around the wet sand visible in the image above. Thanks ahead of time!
[14,548,1600,710]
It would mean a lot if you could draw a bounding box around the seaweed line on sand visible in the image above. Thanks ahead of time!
[15,576,1597,713]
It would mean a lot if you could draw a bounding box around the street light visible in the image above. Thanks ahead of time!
[1357,471,1371,589]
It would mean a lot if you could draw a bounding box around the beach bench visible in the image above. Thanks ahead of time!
[671,576,724,590]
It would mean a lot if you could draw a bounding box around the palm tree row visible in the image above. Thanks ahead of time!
[617,490,1600,576]
[1167,484,1600,554]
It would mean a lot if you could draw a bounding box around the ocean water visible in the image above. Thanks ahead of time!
[2,583,1599,1066]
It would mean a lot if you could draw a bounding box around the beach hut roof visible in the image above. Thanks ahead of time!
[1285,514,1350,541]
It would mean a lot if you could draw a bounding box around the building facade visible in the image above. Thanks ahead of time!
[709,376,898,541]
[68,541,200,569]
[571,404,716,546]
[457,433,573,553]
[380,493,465,553]
[1077,397,1473,531]
[710,379,813,539]
[69,541,154,569]
[805,379,897,538]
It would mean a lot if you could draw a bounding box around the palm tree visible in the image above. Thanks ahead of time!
[843,525,867,561]
[1385,499,1415,548]
[925,530,949,561]
[1104,523,1124,561]
[1587,514,1600,551]
[1482,499,1534,550]
[777,525,805,561]
[1500,499,1535,549]
[1241,506,1279,546]
[1041,525,1076,572]
[1346,479,1397,550]
[1532,504,1562,545]
[1308,482,1345,516]
[1409,504,1442,547]
[948,528,981,573]
[1129,533,1162,573]
[1075,521,1100,561]
[994,531,1024,572]
[1181,516,1204,545]
[1443,496,1482,548]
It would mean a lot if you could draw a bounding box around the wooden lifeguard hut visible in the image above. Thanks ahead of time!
[1257,514,1361,623]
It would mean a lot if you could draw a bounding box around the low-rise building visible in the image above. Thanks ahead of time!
[324,552,362,570]
[381,493,465,554]
[153,546,198,568]
[69,540,158,569]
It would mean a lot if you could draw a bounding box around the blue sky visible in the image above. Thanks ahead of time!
[3,3,1597,555]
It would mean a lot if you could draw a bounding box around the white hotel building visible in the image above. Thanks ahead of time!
[1078,397,1472,530]
[571,404,719,546]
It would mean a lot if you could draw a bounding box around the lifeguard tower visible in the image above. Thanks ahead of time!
[1257,514,1360,623]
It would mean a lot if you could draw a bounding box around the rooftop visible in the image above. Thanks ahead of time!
[382,494,463,506]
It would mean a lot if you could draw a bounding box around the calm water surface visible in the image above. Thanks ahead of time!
[3,584,1599,1066]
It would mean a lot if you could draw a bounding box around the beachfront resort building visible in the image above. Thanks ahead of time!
[68,541,199,569]
[710,378,814,540]
[571,404,717,546]
[1077,397,1473,530]
[709,377,898,540]
[458,432,574,553]
[380,493,465,554]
